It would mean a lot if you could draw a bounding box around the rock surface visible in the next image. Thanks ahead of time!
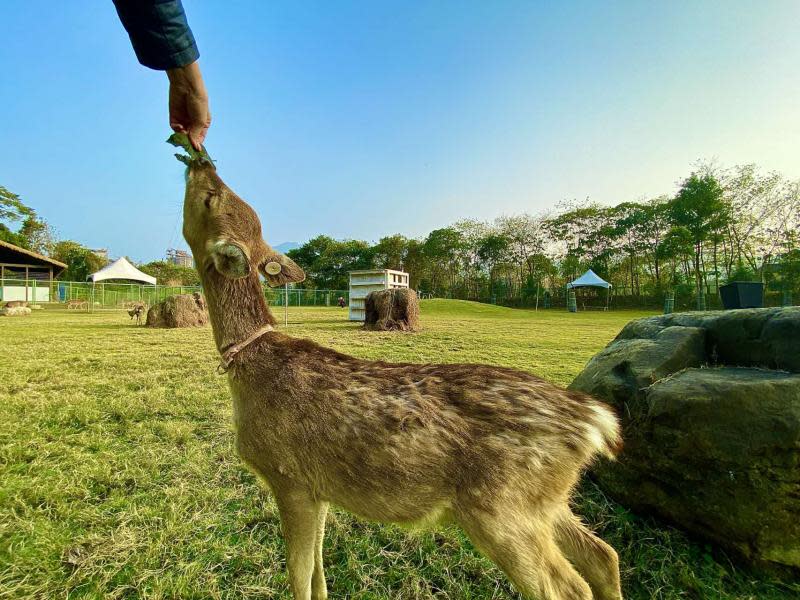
[570,307,800,572]
[146,292,209,328]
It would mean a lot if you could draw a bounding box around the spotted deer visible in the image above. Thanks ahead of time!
[181,161,623,600]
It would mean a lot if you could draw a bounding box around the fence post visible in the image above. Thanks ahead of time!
[783,290,793,307]
[695,286,706,311]
[567,289,577,312]
[664,289,675,314]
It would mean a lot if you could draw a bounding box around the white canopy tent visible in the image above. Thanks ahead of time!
[566,269,612,310]
[88,257,156,285]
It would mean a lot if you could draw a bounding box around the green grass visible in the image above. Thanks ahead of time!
[1,300,796,599]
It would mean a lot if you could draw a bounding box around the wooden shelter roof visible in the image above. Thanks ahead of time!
[0,239,67,274]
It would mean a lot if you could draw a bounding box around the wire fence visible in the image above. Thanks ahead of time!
[0,278,349,311]
[4,277,792,313]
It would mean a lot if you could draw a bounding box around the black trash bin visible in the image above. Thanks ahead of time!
[719,281,764,309]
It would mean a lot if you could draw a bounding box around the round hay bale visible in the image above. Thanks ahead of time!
[363,288,420,332]
[146,292,209,328]
[1,306,32,317]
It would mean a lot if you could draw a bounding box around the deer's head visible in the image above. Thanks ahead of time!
[182,163,305,286]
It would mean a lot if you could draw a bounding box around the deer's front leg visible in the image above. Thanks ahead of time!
[311,502,329,600]
[275,489,326,600]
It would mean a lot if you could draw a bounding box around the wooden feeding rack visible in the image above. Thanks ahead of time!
[348,269,409,321]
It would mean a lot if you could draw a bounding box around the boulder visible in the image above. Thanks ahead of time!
[570,307,800,572]
[146,292,208,328]
[363,288,420,332]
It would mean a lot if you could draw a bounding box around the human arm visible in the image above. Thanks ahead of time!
[113,0,210,149]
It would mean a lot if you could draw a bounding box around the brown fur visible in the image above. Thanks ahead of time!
[182,163,623,600]
[65,299,88,310]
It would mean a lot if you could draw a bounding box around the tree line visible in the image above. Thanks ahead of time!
[285,163,800,306]
[3,161,799,304]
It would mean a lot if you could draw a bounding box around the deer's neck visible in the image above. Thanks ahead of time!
[200,270,277,353]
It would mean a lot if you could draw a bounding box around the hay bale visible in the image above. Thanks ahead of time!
[1,306,32,317]
[363,288,420,331]
[146,292,209,328]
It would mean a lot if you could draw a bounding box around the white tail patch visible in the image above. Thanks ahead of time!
[586,403,622,459]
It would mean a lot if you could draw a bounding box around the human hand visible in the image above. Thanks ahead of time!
[167,61,211,151]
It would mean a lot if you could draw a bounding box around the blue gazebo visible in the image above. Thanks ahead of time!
[566,269,612,310]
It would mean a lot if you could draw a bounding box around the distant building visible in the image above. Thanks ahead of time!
[1,239,67,302]
[89,248,109,261]
[348,269,409,321]
[167,248,194,268]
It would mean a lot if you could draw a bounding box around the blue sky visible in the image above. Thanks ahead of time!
[2,1,799,262]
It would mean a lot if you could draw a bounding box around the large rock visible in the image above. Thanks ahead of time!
[146,292,208,328]
[570,307,800,572]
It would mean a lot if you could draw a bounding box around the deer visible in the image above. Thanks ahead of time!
[180,161,623,600]
[127,302,146,325]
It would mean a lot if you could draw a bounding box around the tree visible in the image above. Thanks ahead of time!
[452,219,489,297]
[546,202,617,281]
[0,186,33,224]
[0,186,45,251]
[139,261,201,286]
[669,172,729,291]
[372,235,408,270]
[423,228,464,294]
[52,241,108,282]
[496,213,548,289]
[19,214,55,255]
[720,165,799,281]
[403,239,428,291]
[0,223,27,248]
[287,236,374,290]
[477,233,511,297]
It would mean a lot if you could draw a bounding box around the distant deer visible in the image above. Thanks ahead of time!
[181,162,623,600]
[65,299,89,310]
[127,302,146,325]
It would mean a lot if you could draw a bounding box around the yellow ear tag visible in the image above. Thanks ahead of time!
[265,261,282,276]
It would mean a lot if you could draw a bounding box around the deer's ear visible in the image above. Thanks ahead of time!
[210,241,251,279]
[259,245,305,287]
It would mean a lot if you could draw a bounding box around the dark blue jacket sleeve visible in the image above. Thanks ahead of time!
[113,0,199,70]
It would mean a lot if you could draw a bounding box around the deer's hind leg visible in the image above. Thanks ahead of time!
[555,510,622,600]
[456,503,592,600]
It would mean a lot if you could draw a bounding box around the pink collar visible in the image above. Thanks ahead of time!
[218,324,274,373]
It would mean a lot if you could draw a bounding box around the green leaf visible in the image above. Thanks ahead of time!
[166,132,214,168]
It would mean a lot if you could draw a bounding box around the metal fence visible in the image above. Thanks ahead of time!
[0,278,349,310]
[267,287,349,307]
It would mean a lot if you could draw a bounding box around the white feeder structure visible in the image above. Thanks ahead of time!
[348,269,409,321]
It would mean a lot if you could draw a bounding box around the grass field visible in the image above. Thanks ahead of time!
[1,300,797,599]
